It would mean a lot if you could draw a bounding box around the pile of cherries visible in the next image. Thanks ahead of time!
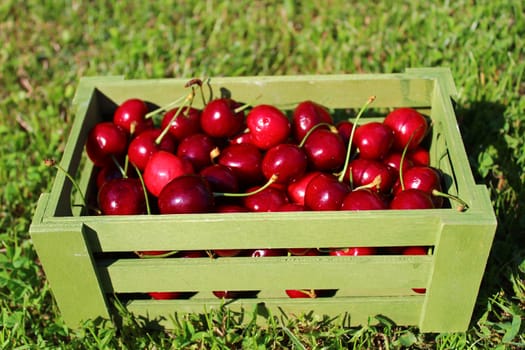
[84,82,459,299]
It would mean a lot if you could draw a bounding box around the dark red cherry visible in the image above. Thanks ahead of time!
[176,133,217,171]
[303,129,346,172]
[304,173,350,211]
[85,122,128,166]
[389,189,434,209]
[200,98,245,138]
[341,189,388,210]
[292,100,333,143]
[127,128,177,171]
[161,106,202,141]
[287,171,323,206]
[97,178,146,215]
[336,120,354,145]
[113,98,152,136]
[199,164,239,194]
[383,152,414,178]
[262,144,307,184]
[383,108,428,151]
[246,104,291,150]
[353,122,394,160]
[158,175,214,214]
[278,203,305,211]
[217,143,264,188]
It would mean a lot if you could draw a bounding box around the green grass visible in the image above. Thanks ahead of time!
[1,0,524,348]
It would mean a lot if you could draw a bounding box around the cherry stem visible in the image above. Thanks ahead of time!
[145,94,188,120]
[154,92,194,145]
[111,156,127,178]
[132,164,151,215]
[353,174,382,192]
[431,189,469,212]
[136,250,179,258]
[44,159,88,213]
[233,94,262,114]
[337,96,376,183]
[214,174,278,197]
[297,122,337,148]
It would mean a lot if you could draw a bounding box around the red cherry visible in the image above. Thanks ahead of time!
[407,147,431,167]
[262,144,307,184]
[127,128,177,171]
[278,203,305,211]
[336,120,354,145]
[246,104,291,150]
[158,175,214,214]
[229,130,254,145]
[353,122,394,160]
[143,150,194,197]
[304,173,350,211]
[287,171,323,206]
[341,189,388,210]
[250,249,287,257]
[161,106,202,141]
[113,98,152,136]
[383,108,428,151]
[85,122,128,166]
[329,247,376,256]
[389,189,435,209]
[200,98,245,138]
[303,129,346,172]
[347,158,394,193]
[292,100,333,143]
[383,152,414,178]
[242,186,289,212]
[217,143,264,188]
[97,178,146,215]
[96,160,132,189]
[393,166,443,208]
[176,133,217,171]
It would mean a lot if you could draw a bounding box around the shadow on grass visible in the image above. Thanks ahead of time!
[455,99,525,326]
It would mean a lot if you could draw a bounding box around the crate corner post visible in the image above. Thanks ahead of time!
[30,222,112,328]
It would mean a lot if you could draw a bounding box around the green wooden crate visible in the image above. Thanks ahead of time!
[30,68,496,332]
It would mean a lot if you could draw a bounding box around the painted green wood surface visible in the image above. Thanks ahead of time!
[29,68,498,332]
[124,296,425,329]
[29,213,110,326]
[97,255,432,293]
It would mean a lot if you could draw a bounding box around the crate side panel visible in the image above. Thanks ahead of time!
[98,255,432,293]
[73,212,443,252]
[95,75,434,109]
[124,296,424,328]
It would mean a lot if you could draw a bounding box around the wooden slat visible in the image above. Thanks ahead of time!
[97,255,432,293]
[124,295,425,328]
